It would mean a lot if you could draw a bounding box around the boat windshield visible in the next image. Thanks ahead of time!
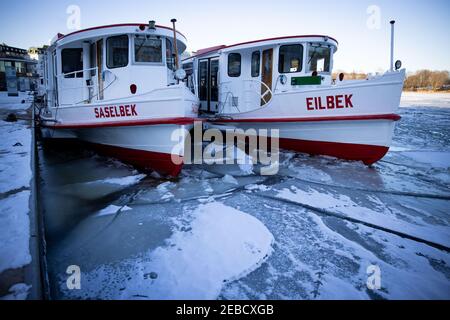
[307,45,331,73]
[134,35,162,63]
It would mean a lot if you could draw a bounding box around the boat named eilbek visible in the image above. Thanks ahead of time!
[184,21,404,165]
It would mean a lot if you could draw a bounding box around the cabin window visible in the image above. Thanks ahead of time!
[251,51,260,77]
[61,48,83,78]
[134,36,162,63]
[166,38,174,70]
[228,53,241,77]
[278,44,303,73]
[307,45,331,73]
[106,35,129,69]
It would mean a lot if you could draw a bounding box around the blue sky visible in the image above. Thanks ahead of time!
[1,0,449,72]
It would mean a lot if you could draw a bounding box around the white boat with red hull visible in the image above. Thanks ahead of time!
[38,21,199,176]
[184,21,405,165]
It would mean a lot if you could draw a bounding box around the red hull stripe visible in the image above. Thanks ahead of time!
[279,137,389,165]
[44,117,200,129]
[89,143,183,177]
[211,113,401,123]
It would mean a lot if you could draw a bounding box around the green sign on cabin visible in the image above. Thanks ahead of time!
[291,76,322,86]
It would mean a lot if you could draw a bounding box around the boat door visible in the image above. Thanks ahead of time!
[261,48,273,105]
[210,58,219,112]
[198,57,219,113]
[96,39,104,100]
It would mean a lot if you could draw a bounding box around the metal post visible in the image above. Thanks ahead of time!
[171,18,179,70]
[390,20,395,71]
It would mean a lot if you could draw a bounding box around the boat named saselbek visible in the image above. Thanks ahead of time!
[184,32,405,165]
[39,22,198,176]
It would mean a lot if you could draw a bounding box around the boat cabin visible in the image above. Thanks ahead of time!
[43,23,187,108]
[183,35,338,114]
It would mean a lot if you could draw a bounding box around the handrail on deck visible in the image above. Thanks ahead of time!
[58,67,98,79]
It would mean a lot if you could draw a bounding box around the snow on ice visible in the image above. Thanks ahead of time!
[59,202,274,299]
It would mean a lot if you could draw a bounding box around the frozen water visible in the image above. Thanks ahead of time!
[39,93,450,299]
[401,92,450,108]
[96,205,132,217]
[58,202,273,299]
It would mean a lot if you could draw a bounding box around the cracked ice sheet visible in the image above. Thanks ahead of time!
[58,202,274,299]
[218,193,450,300]
[134,169,265,205]
[50,173,146,200]
[275,185,450,249]
[315,216,450,299]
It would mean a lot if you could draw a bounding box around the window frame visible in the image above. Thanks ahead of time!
[106,35,129,70]
[61,48,83,78]
[132,35,164,66]
[251,51,260,78]
[306,44,332,74]
[278,44,304,74]
[227,52,241,77]
[165,38,175,70]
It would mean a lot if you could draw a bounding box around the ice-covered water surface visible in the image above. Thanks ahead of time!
[40,97,450,300]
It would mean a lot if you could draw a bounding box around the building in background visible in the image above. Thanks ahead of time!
[0,43,39,92]
[28,46,48,97]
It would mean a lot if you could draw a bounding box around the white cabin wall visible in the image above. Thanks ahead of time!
[219,49,262,114]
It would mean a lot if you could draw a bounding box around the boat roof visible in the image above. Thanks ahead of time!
[185,34,338,61]
[53,23,187,49]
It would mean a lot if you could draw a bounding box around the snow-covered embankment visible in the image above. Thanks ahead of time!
[0,92,34,300]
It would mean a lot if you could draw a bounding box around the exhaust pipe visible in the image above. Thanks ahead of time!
[171,18,179,70]
[390,20,395,71]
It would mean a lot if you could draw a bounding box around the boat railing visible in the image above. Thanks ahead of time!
[57,67,98,93]
[58,67,98,80]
